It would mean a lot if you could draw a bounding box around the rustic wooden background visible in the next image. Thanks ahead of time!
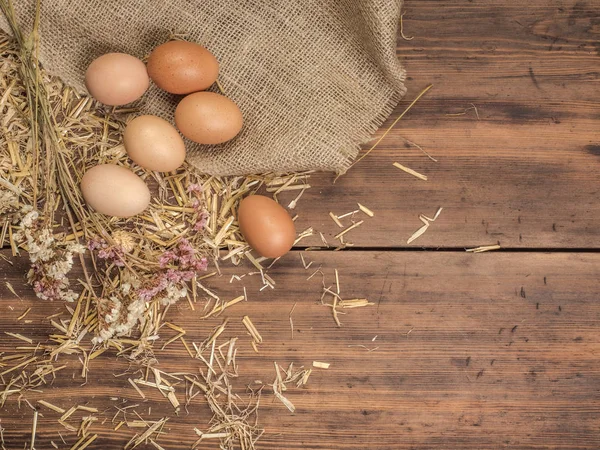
[1,0,599,448]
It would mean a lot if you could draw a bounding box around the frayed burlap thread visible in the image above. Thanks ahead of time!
[1,0,406,176]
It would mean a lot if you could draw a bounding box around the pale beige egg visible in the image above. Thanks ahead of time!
[85,53,149,106]
[124,115,186,172]
[81,164,150,217]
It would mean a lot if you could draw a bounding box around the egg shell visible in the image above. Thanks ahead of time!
[237,195,296,258]
[124,115,186,172]
[81,164,150,217]
[85,53,149,106]
[175,92,243,145]
[147,41,219,95]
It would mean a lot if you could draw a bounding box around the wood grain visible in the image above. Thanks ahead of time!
[2,1,600,449]
[289,0,600,249]
[1,250,599,449]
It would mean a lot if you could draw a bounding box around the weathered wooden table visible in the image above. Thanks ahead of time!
[1,0,599,448]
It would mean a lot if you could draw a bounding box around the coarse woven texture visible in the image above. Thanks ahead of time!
[1,0,406,176]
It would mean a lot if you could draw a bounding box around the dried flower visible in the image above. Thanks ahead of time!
[111,230,135,253]
[139,239,207,305]
[88,236,126,267]
[189,195,209,231]
[193,209,209,231]
[158,238,208,272]
[93,272,145,344]
[0,190,19,215]
[186,183,203,194]
[17,210,85,302]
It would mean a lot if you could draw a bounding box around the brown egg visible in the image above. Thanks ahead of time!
[175,92,243,144]
[85,53,149,106]
[124,115,186,172]
[81,165,150,217]
[237,195,296,258]
[147,41,219,94]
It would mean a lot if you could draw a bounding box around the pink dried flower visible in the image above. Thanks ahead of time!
[158,251,176,268]
[87,236,104,251]
[186,183,203,194]
[146,274,169,299]
[88,236,125,267]
[188,196,209,232]
[138,239,208,303]
[193,211,209,231]
[158,239,207,273]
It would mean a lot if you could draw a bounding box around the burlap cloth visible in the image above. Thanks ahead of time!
[2,0,406,176]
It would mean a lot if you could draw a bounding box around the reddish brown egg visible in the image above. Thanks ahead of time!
[237,195,296,258]
[147,41,219,94]
[175,92,243,144]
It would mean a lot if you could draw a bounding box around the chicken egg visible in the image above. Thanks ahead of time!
[81,164,150,217]
[124,115,186,172]
[237,195,296,258]
[85,53,149,106]
[147,41,219,94]
[175,92,243,144]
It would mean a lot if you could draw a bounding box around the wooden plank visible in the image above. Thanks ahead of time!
[289,0,600,249]
[1,250,599,448]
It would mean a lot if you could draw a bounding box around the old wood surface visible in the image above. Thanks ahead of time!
[292,0,600,249]
[1,251,600,449]
[2,0,600,449]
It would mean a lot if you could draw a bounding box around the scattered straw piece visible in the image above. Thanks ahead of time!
[312,361,330,369]
[4,332,33,344]
[402,137,438,162]
[357,203,374,217]
[195,431,230,440]
[167,391,180,411]
[338,299,374,309]
[466,244,501,253]
[294,227,314,246]
[150,440,167,450]
[38,400,65,414]
[128,378,146,399]
[407,207,443,244]
[334,220,364,240]
[328,212,343,228]
[393,162,427,181]
[133,379,175,392]
[337,210,359,220]
[75,434,98,450]
[16,307,31,321]
[400,12,414,41]
[446,103,480,120]
[338,84,433,179]
[287,187,307,209]
[300,253,312,270]
[242,316,263,344]
[202,295,244,319]
[4,282,19,299]
[76,406,98,413]
[30,410,38,450]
